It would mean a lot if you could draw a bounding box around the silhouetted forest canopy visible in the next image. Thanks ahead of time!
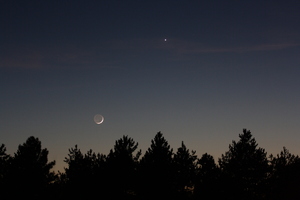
[1,129,300,199]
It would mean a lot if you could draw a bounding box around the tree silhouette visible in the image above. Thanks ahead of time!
[218,129,269,200]
[0,144,9,176]
[63,145,85,198]
[7,136,56,199]
[138,132,175,199]
[267,147,300,199]
[106,135,141,198]
[173,141,197,198]
[2,129,300,198]
[194,153,222,199]
[64,145,106,199]
[0,144,11,194]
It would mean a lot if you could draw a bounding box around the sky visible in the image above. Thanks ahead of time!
[1,0,300,172]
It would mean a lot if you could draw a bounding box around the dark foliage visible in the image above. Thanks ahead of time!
[63,145,106,199]
[106,135,141,198]
[267,147,300,200]
[1,129,300,199]
[3,136,56,199]
[194,153,222,199]
[218,129,269,200]
[173,142,198,198]
[138,131,175,199]
[0,144,11,190]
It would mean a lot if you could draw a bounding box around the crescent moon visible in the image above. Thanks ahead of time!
[94,114,104,124]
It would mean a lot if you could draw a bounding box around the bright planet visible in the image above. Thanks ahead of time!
[94,114,104,124]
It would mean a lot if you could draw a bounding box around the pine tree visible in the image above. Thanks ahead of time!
[9,136,56,199]
[107,135,141,198]
[138,132,174,199]
[268,147,300,199]
[173,141,197,197]
[218,129,269,200]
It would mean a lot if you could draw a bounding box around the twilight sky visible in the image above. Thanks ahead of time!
[1,0,300,172]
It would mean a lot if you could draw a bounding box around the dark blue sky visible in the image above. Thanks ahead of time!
[1,0,300,172]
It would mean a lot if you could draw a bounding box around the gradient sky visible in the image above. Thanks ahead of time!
[1,0,300,172]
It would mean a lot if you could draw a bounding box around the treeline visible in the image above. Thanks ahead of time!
[0,129,300,199]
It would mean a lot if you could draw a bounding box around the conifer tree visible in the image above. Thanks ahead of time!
[139,132,174,199]
[219,129,269,200]
[9,137,56,199]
